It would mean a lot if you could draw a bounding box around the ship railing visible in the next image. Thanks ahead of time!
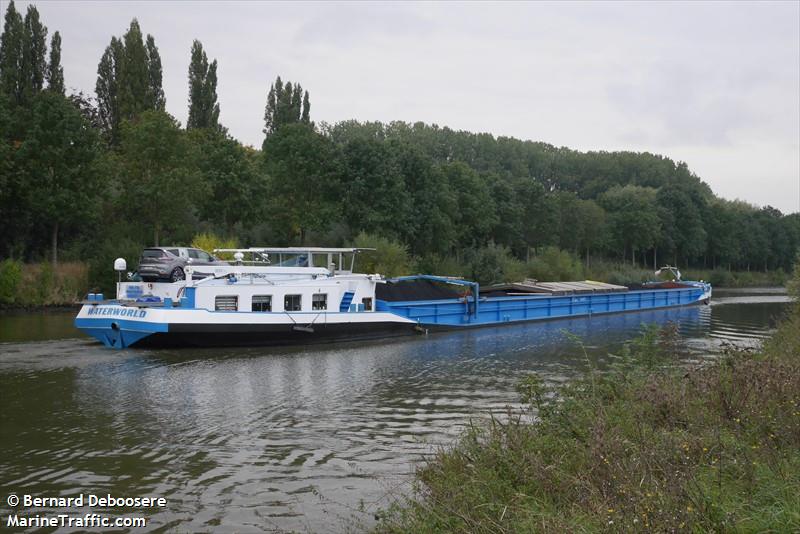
[213,247,375,274]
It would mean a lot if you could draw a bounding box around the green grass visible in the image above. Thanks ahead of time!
[375,276,800,532]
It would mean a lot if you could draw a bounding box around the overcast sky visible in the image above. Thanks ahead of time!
[9,0,800,213]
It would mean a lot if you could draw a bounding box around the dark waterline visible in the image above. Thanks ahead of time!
[0,288,790,532]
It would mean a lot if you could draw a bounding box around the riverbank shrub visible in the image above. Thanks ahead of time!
[0,259,23,305]
[351,233,412,278]
[526,247,583,281]
[376,265,800,533]
[463,243,527,286]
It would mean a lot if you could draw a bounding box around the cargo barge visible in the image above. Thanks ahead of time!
[74,247,712,349]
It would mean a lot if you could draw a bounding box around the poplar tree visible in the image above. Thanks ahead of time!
[145,34,165,110]
[95,19,165,143]
[262,76,310,140]
[46,31,64,94]
[96,37,122,142]
[301,90,310,123]
[187,40,219,129]
[119,19,149,119]
[0,0,24,103]
[21,4,47,104]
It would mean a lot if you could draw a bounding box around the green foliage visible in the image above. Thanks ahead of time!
[263,76,310,139]
[46,31,62,94]
[118,110,205,245]
[1,1,51,107]
[191,128,265,229]
[21,4,47,104]
[0,0,25,103]
[190,233,238,261]
[787,256,800,302]
[350,232,412,277]
[599,184,661,264]
[18,90,102,262]
[339,137,413,240]
[87,237,143,296]
[0,258,23,305]
[144,34,164,111]
[464,242,526,285]
[262,123,340,244]
[413,254,465,278]
[95,19,164,143]
[35,260,54,304]
[187,40,219,130]
[527,247,584,282]
[706,268,734,287]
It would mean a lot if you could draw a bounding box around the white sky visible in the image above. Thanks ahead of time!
[8,0,800,213]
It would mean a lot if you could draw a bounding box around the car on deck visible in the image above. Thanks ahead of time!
[136,247,229,282]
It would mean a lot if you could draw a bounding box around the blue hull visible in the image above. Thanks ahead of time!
[378,284,711,328]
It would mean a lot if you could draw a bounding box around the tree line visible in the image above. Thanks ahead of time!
[1,1,798,289]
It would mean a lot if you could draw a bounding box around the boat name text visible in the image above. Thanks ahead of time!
[87,306,147,318]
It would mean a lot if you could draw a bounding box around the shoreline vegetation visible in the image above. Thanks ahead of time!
[0,248,790,310]
[374,262,800,533]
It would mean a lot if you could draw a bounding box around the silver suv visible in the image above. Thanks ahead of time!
[137,247,229,282]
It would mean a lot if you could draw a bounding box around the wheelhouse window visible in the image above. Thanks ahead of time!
[252,295,272,312]
[215,295,238,311]
[312,293,327,311]
[284,294,302,312]
[362,297,373,311]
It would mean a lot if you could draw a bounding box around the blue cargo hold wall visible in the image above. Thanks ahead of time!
[377,286,708,327]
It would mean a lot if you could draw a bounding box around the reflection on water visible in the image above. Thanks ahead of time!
[0,288,790,532]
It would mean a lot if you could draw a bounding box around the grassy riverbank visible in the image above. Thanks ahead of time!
[376,267,800,532]
[0,260,87,308]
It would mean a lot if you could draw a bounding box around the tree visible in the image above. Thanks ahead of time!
[599,185,661,266]
[262,123,341,244]
[339,137,412,240]
[21,4,47,104]
[119,19,149,119]
[573,198,607,267]
[46,31,63,94]
[441,161,496,248]
[191,128,265,229]
[145,34,164,110]
[262,76,310,140]
[394,142,456,256]
[187,40,219,129]
[0,0,24,104]
[656,185,707,266]
[95,37,122,142]
[17,91,102,264]
[118,111,203,245]
[96,20,164,143]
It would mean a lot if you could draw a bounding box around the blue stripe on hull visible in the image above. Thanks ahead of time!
[377,286,710,327]
[74,317,168,349]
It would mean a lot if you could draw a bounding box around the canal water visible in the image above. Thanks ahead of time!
[0,288,791,532]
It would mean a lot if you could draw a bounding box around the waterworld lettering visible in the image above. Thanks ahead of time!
[87,307,147,318]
